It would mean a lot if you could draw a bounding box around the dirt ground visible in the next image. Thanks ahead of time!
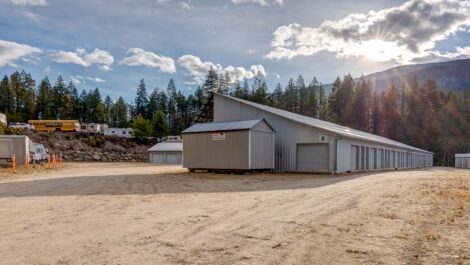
[0,163,469,265]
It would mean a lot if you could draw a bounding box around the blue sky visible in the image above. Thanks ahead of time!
[0,0,469,100]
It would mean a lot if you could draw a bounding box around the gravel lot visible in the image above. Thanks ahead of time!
[0,163,469,264]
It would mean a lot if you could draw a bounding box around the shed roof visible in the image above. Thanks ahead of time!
[182,119,273,134]
[456,153,470,158]
[148,142,183,152]
[215,93,432,154]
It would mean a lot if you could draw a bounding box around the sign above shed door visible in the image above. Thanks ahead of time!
[319,134,328,142]
[212,132,226,140]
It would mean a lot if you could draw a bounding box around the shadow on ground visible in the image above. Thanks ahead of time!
[0,168,439,197]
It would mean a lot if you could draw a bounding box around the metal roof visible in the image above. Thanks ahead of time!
[456,153,470,158]
[215,93,432,154]
[183,119,270,133]
[147,142,183,152]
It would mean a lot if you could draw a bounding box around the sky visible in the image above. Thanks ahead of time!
[0,0,469,100]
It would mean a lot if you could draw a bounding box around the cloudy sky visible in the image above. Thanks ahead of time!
[0,0,469,99]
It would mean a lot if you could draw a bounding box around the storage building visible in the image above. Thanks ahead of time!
[148,142,183,164]
[0,135,31,164]
[183,119,275,171]
[189,93,433,173]
[455,153,470,169]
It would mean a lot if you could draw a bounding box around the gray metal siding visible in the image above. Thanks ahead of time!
[213,94,433,173]
[336,137,433,173]
[214,94,335,172]
[296,143,329,172]
[149,151,182,164]
[250,130,275,169]
[183,130,250,170]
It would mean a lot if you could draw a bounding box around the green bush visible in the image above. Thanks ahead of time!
[88,137,104,148]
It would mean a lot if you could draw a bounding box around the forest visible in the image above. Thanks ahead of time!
[0,68,469,166]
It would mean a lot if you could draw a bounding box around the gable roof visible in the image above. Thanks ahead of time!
[215,93,432,154]
[182,119,274,134]
[148,142,183,152]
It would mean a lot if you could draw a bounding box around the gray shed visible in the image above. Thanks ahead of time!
[0,135,31,164]
[192,93,433,173]
[455,153,470,169]
[182,119,275,171]
[147,142,183,164]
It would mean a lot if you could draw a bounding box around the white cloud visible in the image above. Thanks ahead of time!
[7,0,47,5]
[0,39,42,67]
[21,11,43,23]
[266,0,470,64]
[119,48,176,73]
[70,75,106,84]
[51,48,114,69]
[232,0,282,6]
[86,77,106,83]
[177,54,266,84]
[180,1,191,9]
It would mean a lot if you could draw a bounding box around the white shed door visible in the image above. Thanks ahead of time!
[151,153,164,164]
[350,145,359,171]
[296,144,329,172]
[166,153,179,164]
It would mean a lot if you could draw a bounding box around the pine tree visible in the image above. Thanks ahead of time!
[35,77,52,120]
[135,79,149,119]
[112,97,129,127]
[104,96,114,124]
[202,67,219,96]
[151,108,170,138]
[327,76,341,123]
[297,75,307,115]
[318,84,327,120]
[306,77,319,118]
[132,114,151,139]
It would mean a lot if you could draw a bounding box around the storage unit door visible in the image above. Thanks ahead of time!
[350,145,358,171]
[166,153,179,164]
[151,153,164,164]
[296,143,329,172]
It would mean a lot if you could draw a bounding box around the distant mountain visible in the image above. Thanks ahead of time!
[323,58,470,93]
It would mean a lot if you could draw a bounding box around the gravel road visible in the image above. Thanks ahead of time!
[0,163,469,264]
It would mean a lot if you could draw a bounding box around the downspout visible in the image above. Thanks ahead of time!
[334,134,343,175]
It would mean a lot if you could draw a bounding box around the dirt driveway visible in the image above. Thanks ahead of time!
[0,163,469,265]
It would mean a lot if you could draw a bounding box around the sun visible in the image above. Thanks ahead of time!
[345,39,403,62]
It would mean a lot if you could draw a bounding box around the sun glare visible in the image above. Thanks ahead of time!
[346,39,403,62]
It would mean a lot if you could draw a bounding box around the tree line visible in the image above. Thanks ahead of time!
[1,67,469,166]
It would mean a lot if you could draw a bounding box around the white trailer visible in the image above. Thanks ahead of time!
[0,135,31,164]
[104,128,134,138]
[30,143,48,162]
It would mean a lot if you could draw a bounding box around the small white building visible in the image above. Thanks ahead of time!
[455,153,470,169]
[148,142,183,164]
[104,128,134,138]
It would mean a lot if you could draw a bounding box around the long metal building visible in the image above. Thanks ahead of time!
[192,93,433,173]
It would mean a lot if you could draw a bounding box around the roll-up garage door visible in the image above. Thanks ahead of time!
[166,153,179,164]
[151,153,164,164]
[296,143,329,172]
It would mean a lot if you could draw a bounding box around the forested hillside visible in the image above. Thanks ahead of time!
[1,67,469,166]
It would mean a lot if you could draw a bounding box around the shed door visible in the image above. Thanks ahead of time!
[296,143,329,172]
[166,153,179,164]
[350,145,359,171]
[152,153,164,164]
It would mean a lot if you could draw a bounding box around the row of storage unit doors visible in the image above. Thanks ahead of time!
[149,151,182,164]
[350,145,432,171]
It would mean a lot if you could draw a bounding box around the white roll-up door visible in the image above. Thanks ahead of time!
[296,143,329,172]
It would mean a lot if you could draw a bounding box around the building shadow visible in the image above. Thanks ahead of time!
[0,168,438,198]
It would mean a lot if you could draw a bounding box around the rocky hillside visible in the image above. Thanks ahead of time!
[21,131,157,162]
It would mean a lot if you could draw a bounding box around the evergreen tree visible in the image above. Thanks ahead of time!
[35,77,52,120]
[202,67,219,96]
[151,108,170,138]
[135,79,149,119]
[327,76,341,123]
